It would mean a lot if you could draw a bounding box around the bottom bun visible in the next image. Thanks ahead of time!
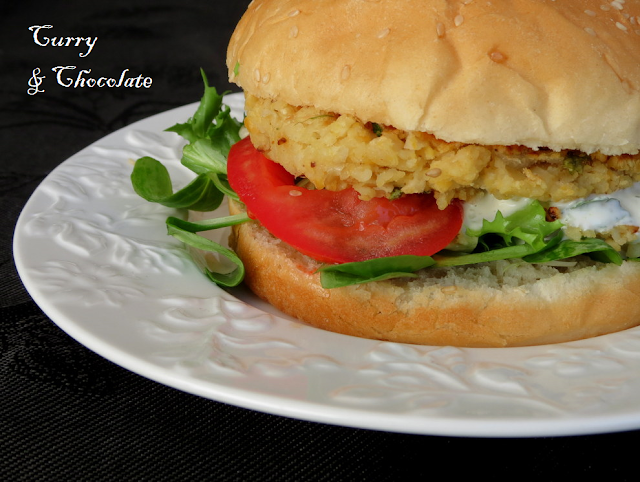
[227,200,640,347]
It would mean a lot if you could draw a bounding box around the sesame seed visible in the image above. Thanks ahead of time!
[377,28,390,38]
[585,27,596,36]
[463,0,473,4]
[611,1,623,10]
[288,9,300,17]
[635,29,640,35]
[454,15,464,26]
[601,4,611,10]
[290,25,299,38]
[289,190,302,197]
[436,22,446,38]
[426,168,442,177]
[262,73,270,84]
[584,9,596,16]
[254,69,261,82]
[441,286,457,294]
[616,21,628,31]
[489,50,506,62]
[341,65,351,80]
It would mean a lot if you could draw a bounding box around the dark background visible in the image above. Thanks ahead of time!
[1,1,638,480]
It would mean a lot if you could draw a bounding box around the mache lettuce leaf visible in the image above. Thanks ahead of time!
[130,70,247,286]
[166,221,245,287]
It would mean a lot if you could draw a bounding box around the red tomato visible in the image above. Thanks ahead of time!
[227,137,463,264]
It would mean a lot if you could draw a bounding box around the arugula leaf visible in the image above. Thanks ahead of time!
[524,238,623,265]
[167,222,244,287]
[436,201,628,269]
[435,243,547,268]
[166,69,242,160]
[318,255,435,288]
[434,201,563,267]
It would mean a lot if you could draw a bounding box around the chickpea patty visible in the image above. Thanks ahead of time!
[244,94,640,209]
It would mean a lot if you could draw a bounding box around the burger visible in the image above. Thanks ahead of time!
[198,0,640,347]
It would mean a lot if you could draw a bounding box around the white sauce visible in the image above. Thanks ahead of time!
[461,182,640,234]
[553,183,640,232]
[553,198,633,231]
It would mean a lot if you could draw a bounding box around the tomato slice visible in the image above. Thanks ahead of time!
[227,137,463,264]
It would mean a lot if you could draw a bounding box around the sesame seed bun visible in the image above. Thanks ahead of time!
[228,0,640,155]
[223,0,640,347]
[227,199,640,347]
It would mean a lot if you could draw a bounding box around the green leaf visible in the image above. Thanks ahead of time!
[166,212,250,233]
[131,70,248,288]
[210,173,239,201]
[434,201,566,267]
[436,199,627,269]
[206,103,242,147]
[132,70,244,214]
[318,255,435,288]
[131,156,174,200]
[524,238,623,265]
[165,121,197,144]
[131,157,224,211]
[166,222,245,287]
[165,69,242,158]
[181,138,229,175]
[467,200,562,250]
[434,244,538,267]
[191,69,224,139]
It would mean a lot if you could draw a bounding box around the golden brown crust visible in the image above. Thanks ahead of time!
[228,199,640,348]
[228,0,640,155]
[242,93,640,206]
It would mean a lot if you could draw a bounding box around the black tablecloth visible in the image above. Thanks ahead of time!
[2,1,639,479]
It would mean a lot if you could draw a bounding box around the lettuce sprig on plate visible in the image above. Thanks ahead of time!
[131,70,248,286]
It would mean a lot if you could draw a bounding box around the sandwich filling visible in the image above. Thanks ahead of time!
[243,94,640,259]
[131,79,640,289]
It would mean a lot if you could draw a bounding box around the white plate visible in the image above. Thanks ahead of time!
[14,93,640,438]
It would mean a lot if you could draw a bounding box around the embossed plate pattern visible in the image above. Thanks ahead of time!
[13,94,640,437]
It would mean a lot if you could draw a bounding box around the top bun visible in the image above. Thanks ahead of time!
[227,0,640,155]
